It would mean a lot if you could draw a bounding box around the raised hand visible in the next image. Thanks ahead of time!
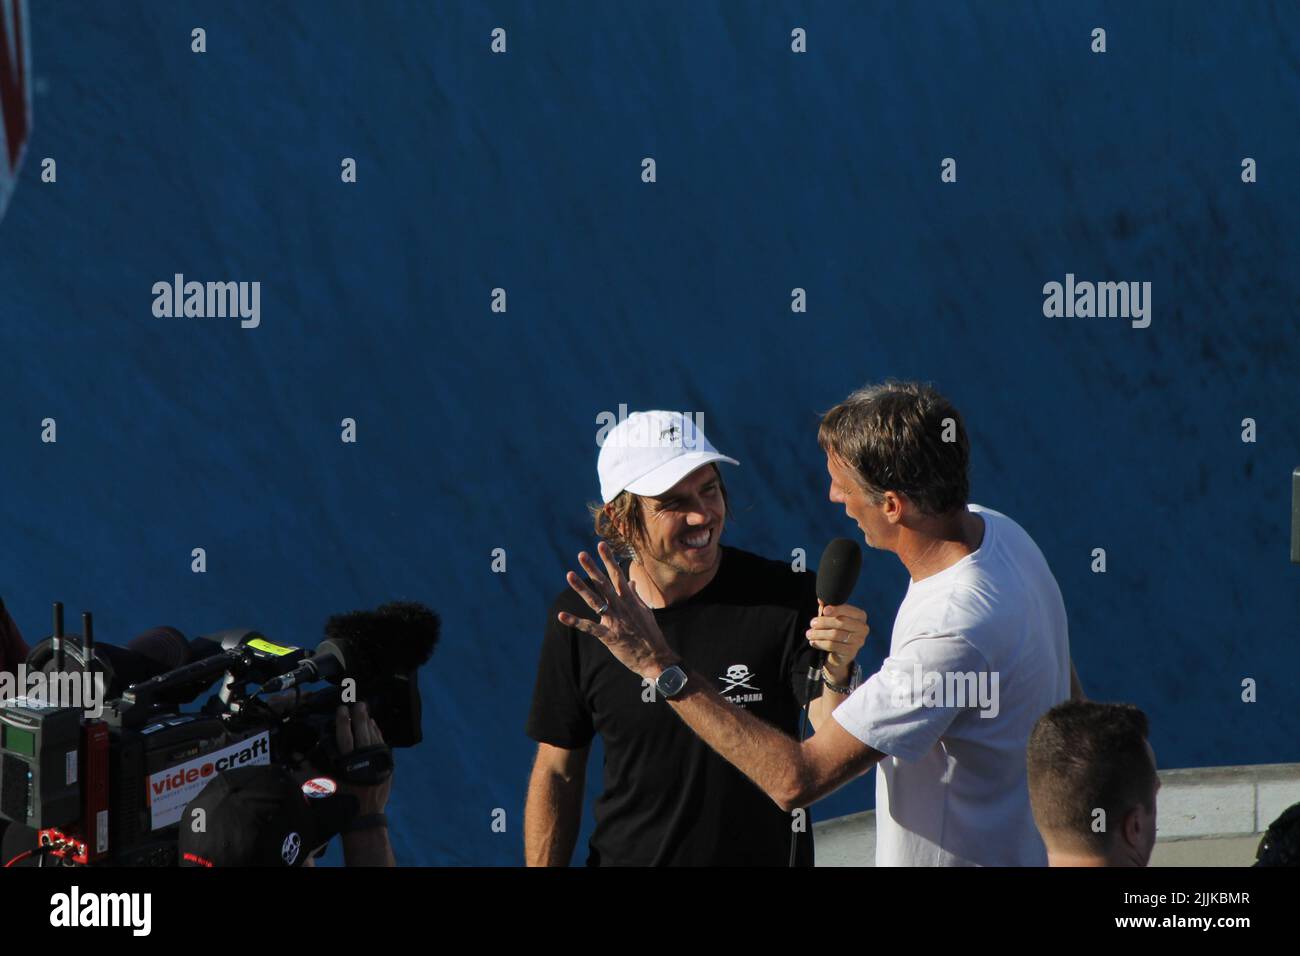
[557,541,679,681]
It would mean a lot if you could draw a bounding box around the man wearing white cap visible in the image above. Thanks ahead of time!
[524,411,869,866]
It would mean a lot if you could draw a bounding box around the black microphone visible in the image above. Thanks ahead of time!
[790,538,864,866]
[813,537,863,672]
[320,601,440,683]
[293,601,441,748]
[258,597,442,695]
[259,638,348,693]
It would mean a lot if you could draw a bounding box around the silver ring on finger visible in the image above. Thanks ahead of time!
[595,601,610,615]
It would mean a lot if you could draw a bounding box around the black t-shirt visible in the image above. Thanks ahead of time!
[526,546,823,866]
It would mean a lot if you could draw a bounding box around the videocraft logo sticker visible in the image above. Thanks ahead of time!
[719,664,762,705]
[146,732,271,829]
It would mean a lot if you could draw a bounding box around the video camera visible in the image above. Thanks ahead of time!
[0,600,438,866]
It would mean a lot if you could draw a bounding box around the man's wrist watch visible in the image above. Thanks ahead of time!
[654,663,689,699]
[822,661,862,695]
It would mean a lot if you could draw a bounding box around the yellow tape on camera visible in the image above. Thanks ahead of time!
[248,638,296,657]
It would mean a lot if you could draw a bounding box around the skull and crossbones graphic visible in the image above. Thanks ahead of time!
[719,664,759,694]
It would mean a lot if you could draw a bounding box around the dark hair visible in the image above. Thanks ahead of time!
[817,380,970,516]
[589,464,730,558]
[1026,701,1157,854]
[1255,802,1300,866]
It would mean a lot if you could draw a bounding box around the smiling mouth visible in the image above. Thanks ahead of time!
[681,529,714,550]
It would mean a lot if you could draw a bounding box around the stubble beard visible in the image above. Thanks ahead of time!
[638,537,722,581]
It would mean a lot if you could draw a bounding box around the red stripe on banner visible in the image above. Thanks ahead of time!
[0,0,30,171]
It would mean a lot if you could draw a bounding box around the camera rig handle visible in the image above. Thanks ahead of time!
[337,744,394,787]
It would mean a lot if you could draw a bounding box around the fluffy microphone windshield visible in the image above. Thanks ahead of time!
[322,601,440,677]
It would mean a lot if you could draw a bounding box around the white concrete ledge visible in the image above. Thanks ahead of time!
[1158,763,1300,839]
[814,809,876,867]
[812,763,1300,867]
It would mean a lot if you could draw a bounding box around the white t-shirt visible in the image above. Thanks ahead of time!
[832,505,1071,866]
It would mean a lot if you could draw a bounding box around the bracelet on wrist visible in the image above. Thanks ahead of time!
[822,662,861,695]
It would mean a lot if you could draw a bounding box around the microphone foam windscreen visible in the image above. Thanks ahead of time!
[816,538,862,606]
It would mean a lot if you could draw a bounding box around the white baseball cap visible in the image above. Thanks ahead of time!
[597,410,739,504]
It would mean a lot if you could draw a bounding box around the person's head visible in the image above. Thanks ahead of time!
[1026,701,1160,867]
[817,381,970,550]
[591,410,736,579]
[1255,802,1300,867]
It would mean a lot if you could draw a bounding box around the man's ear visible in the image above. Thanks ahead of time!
[883,491,905,523]
[604,504,630,551]
[1120,805,1145,849]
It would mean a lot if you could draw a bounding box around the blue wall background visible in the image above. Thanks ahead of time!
[1,1,1297,865]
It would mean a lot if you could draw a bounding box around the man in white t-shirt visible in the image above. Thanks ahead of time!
[831,499,1072,865]
[556,380,1084,866]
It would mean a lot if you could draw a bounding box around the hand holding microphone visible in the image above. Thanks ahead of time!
[807,605,869,684]
[809,539,868,690]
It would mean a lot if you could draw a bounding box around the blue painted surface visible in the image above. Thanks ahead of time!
[1,2,1297,864]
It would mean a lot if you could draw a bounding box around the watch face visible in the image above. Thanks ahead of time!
[658,666,686,697]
